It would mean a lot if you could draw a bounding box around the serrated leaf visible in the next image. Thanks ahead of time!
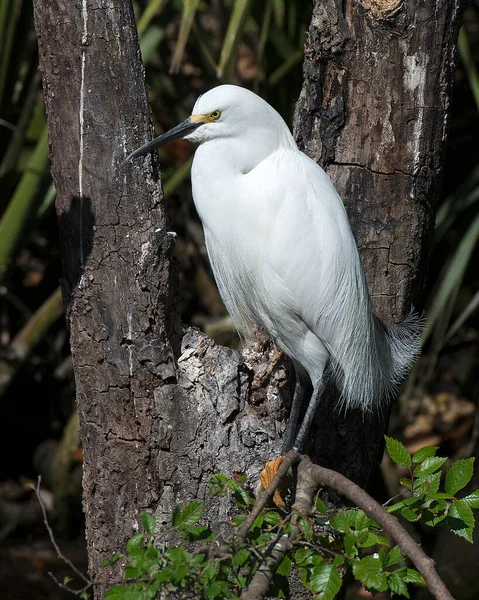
[329,513,350,532]
[357,532,386,548]
[177,500,204,530]
[403,568,424,584]
[413,457,447,477]
[141,512,156,534]
[388,570,410,598]
[385,437,412,467]
[126,533,144,554]
[413,472,442,496]
[353,555,382,580]
[354,510,376,530]
[343,531,358,557]
[364,572,388,593]
[105,586,128,600]
[294,547,315,566]
[448,500,475,542]
[445,458,475,495]
[263,511,282,525]
[299,516,313,540]
[401,507,421,522]
[462,490,479,509]
[310,564,342,599]
[277,556,292,576]
[185,525,214,541]
[385,545,404,567]
[412,446,439,464]
[233,548,251,566]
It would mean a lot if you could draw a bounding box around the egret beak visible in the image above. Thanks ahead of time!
[122,117,204,164]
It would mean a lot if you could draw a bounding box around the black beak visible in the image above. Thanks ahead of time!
[122,117,203,164]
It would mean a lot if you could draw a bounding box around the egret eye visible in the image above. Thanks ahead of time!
[210,110,221,120]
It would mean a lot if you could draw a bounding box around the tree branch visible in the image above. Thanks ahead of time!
[241,456,454,600]
[302,457,454,600]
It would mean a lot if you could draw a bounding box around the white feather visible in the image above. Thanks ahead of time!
[185,85,421,411]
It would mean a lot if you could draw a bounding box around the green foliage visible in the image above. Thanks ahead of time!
[103,441,479,599]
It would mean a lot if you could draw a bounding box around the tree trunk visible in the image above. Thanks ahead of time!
[33,1,288,595]
[32,0,462,597]
[294,0,464,486]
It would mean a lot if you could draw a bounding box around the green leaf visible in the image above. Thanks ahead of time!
[263,511,282,525]
[462,490,479,509]
[105,587,128,600]
[445,458,475,495]
[400,478,412,488]
[185,525,214,542]
[329,513,350,532]
[233,548,251,566]
[412,446,439,463]
[403,568,424,584]
[231,514,247,526]
[315,496,328,514]
[141,513,156,534]
[124,567,140,579]
[166,547,190,565]
[343,532,358,557]
[401,507,422,522]
[385,546,404,567]
[413,456,447,477]
[294,547,315,566]
[126,533,144,554]
[277,556,292,576]
[63,576,73,585]
[385,437,412,468]
[448,500,475,542]
[357,532,387,548]
[299,516,313,540]
[310,564,342,599]
[388,569,410,598]
[353,555,382,580]
[175,501,204,530]
[204,581,222,598]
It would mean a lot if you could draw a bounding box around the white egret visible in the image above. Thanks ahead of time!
[124,85,421,452]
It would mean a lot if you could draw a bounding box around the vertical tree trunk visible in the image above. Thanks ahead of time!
[33,0,463,597]
[33,1,287,595]
[294,0,463,485]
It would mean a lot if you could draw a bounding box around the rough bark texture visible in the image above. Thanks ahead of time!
[294,0,464,485]
[32,0,463,597]
[33,2,288,595]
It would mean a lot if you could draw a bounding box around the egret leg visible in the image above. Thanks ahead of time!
[282,374,310,454]
[292,378,327,452]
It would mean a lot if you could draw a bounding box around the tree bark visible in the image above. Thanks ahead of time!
[32,0,463,597]
[33,1,288,595]
[294,0,464,485]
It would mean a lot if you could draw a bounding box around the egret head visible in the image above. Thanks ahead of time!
[123,85,292,164]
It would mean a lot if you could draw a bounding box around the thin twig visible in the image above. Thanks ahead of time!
[236,451,301,543]
[33,476,91,588]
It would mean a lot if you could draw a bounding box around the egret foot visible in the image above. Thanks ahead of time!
[291,378,327,452]
[281,374,311,454]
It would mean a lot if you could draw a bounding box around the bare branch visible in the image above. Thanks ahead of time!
[33,477,91,589]
[236,451,301,543]
[302,457,455,600]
